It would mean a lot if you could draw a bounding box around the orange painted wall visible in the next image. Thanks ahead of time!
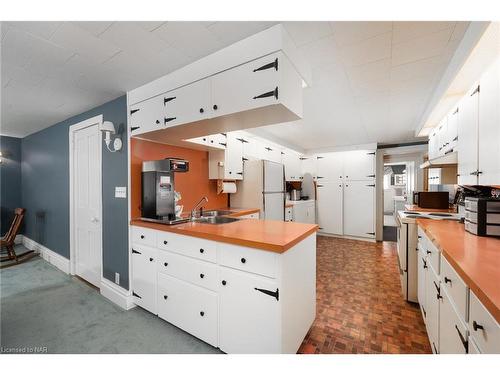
[130,138,228,219]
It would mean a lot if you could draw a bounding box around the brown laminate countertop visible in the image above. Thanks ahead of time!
[405,204,457,213]
[131,218,318,253]
[417,219,500,323]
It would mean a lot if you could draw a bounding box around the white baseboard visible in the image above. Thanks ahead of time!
[317,232,376,243]
[100,278,135,310]
[22,236,70,274]
[14,234,23,244]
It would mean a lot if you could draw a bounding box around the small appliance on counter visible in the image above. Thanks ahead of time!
[413,191,449,209]
[464,197,500,237]
[290,189,302,201]
[141,158,189,224]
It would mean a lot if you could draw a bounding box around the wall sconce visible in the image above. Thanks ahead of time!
[100,121,122,152]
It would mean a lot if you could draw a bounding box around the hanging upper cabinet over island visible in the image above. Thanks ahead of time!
[127,25,309,143]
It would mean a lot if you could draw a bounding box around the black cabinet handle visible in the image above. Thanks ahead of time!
[472,321,484,331]
[163,240,168,245]
[163,295,168,300]
[156,119,160,124]
[253,58,278,72]
[455,325,468,353]
[200,311,205,317]
[132,249,141,254]
[242,157,248,162]
[164,117,177,123]
[237,172,243,175]
[164,96,176,104]
[241,258,246,264]
[200,273,204,279]
[254,287,279,301]
[253,87,278,100]
[426,250,432,255]
[213,104,218,110]
[149,257,154,262]
[199,108,204,113]
[199,248,204,254]
[221,280,227,286]
[164,262,168,267]
[140,235,144,239]
[444,277,451,284]
[422,259,427,269]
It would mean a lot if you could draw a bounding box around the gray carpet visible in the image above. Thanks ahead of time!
[0,246,221,354]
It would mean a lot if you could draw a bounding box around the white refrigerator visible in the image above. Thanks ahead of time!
[230,160,285,221]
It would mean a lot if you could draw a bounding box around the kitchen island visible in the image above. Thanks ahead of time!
[129,217,318,353]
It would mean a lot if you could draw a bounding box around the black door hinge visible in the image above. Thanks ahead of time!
[317,184,324,187]
[265,147,273,151]
[253,87,278,100]
[164,117,177,123]
[132,249,141,254]
[471,85,480,96]
[242,157,249,161]
[130,108,140,115]
[366,232,375,236]
[164,96,176,105]
[219,142,227,147]
[299,157,308,160]
[367,174,376,178]
[237,172,243,175]
[316,156,324,159]
[366,184,376,187]
[254,287,279,301]
[453,108,459,115]
[253,58,278,72]
[131,126,140,132]
[132,291,142,299]
[367,152,376,155]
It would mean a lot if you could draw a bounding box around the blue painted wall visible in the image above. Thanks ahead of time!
[21,96,130,289]
[0,136,23,235]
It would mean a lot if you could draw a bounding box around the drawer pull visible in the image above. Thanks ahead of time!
[200,273,204,279]
[241,258,246,264]
[221,280,227,286]
[163,295,168,300]
[140,235,145,239]
[200,311,205,317]
[164,262,168,267]
[472,321,484,331]
[254,287,279,301]
[149,257,154,262]
[200,248,204,254]
[455,325,468,353]
[426,250,431,255]
[444,277,452,284]
[163,240,168,245]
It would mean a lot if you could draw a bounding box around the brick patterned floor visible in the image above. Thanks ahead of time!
[298,236,431,354]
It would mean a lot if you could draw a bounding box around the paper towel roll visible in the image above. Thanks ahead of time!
[221,182,237,194]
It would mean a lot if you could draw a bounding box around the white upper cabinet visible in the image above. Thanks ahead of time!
[301,155,317,179]
[259,142,282,163]
[163,78,211,128]
[457,84,480,185]
[282,150,302,181]
[129,95,166,135]
[343,150,376,181]
[428,130,439,160]
[436,118,448,156]
[317,153,344,182]
[225,133,244,179]
[446,108,459,154]
[478,59,500,185]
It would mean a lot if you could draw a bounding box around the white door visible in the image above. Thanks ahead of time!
[343,181,375,238]
[317,182,343,235]
[457,85,479,185]
[478,59,500,185]
[343,150,376,181]
[219,267,281,353]
[73,122,102,287]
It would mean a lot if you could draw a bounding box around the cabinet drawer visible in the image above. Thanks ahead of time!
[157,250,218,291]
[440,254,469,322]
[157,273,218,347]
[157,231,217,263]
[132,226,157,247]
[218,243,277,278]
[425,238,440,275]
[469,291,500,353]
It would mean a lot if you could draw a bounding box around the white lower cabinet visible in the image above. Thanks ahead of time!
[218,266,280,353]
[425,265,440,353]
[469,291,500,353]
[343,181,375,238]
[158,273,218,347]
[130,225,316,353]
[417,246,427,321]
[316,181,343,235]
[289,200,316,224]
[439,287,468,354]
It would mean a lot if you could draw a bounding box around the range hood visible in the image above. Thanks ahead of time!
[419,151,458,169]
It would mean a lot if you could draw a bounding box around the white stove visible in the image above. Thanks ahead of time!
[396,210,463,303]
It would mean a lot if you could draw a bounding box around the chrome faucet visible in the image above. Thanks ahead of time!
[191,196,208,220]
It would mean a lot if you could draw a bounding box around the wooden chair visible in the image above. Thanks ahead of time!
[1,208,29,263]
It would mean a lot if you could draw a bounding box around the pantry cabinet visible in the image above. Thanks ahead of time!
[316,182,343,235]
[343,150,376,181]
[131,245,158,315]
[343,181,375,238]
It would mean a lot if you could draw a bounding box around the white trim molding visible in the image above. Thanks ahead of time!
[22,236,70,274]
[14,234,24,245]
[100,278,135,310]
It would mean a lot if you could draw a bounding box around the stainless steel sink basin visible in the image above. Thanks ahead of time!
[194,216,240,224]
[201,210,234,217]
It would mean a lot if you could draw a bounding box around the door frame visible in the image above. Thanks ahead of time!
[69,114,103,288]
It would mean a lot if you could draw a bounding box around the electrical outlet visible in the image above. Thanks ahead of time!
[115,272,120,285]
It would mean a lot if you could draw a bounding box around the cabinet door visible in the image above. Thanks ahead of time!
[219,267,280,353]
[242,136,262,160]
[457,85,479,185]
[447,108,459,152]
[478,59,500,185]
[211,52,281,118]
[283,151,302,181]
[316,182,343,235]
[305,202,316,224]
[437,118,448,156]
[343,150,376,181]
[317,153,343,182]
[343,181,375,238]
[439,288,468,354]
[163,78,211,128]
[301,156,317,179]
[131,245,157,314]
[261,143,281,163]
[292,203,307,223]
[225,133,243,180]
[207,133,227,150]
[129,95,165,136]
[425,267,440,353]
[417,251,427,321]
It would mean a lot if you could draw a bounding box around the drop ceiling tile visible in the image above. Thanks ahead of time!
[298,35,340,68]
[391,28,454,67]
[1,62,45,87]
[207,21,277,46]
[1,27,48,68]
[153,22,224,60]
[50,22,121,64]
[339,32,392,67]
[283,22,333,47]
[74,21,114,37]
[5,21,62,40]
[392,21,455,44]
[390,55,443,82]
[22,40,75,77]
[331,21,392,47]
